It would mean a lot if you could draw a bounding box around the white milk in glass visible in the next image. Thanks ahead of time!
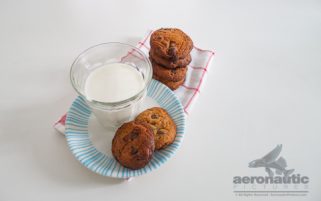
[85,63,145,128]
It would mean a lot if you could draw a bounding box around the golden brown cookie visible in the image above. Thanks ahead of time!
[135,107,176,150]
[150,28,193,61]
[153,74,185,90]
[151,58,187,82]
[112,121,155,170]
[150,49,192,68]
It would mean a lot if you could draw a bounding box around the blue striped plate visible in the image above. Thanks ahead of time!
[65,79,185,178]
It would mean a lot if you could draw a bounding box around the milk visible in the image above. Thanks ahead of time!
[85,63,144,102]
[84,63,146,128]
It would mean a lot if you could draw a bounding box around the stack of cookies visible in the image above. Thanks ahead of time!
[149,28,193,90]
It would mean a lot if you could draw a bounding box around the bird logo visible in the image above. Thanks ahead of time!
[248,144,295,177]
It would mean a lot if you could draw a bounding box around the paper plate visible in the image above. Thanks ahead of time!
[65,79,185,178]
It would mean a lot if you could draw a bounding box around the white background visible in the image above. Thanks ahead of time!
[0,0,321,201]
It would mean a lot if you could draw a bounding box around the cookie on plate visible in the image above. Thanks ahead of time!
[151,58,187,82]
[149,49,192,68]
[153,74,185,91]
[150,28,193,61]
[135,107,176,150]
[112,121,155,170]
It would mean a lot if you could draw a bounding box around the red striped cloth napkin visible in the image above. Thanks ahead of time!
[54,30,215,134]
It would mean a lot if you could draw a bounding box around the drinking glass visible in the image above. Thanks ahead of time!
[70,42,152,129]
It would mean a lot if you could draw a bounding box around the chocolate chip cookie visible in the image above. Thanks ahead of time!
[151,58,187,82]
[135,107,176,150]
[150,28,193,61]
[112,121,155,170]
[149,49,192,68]
[153,74,185,90]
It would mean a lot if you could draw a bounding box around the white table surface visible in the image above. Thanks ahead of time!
[1,0,321,200]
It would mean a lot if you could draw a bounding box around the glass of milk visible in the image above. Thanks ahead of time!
[70,43,152,129]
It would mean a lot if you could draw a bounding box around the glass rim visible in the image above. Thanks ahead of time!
[70,42,152,108]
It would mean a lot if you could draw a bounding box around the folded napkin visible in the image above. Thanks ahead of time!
[54,30,215,134]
